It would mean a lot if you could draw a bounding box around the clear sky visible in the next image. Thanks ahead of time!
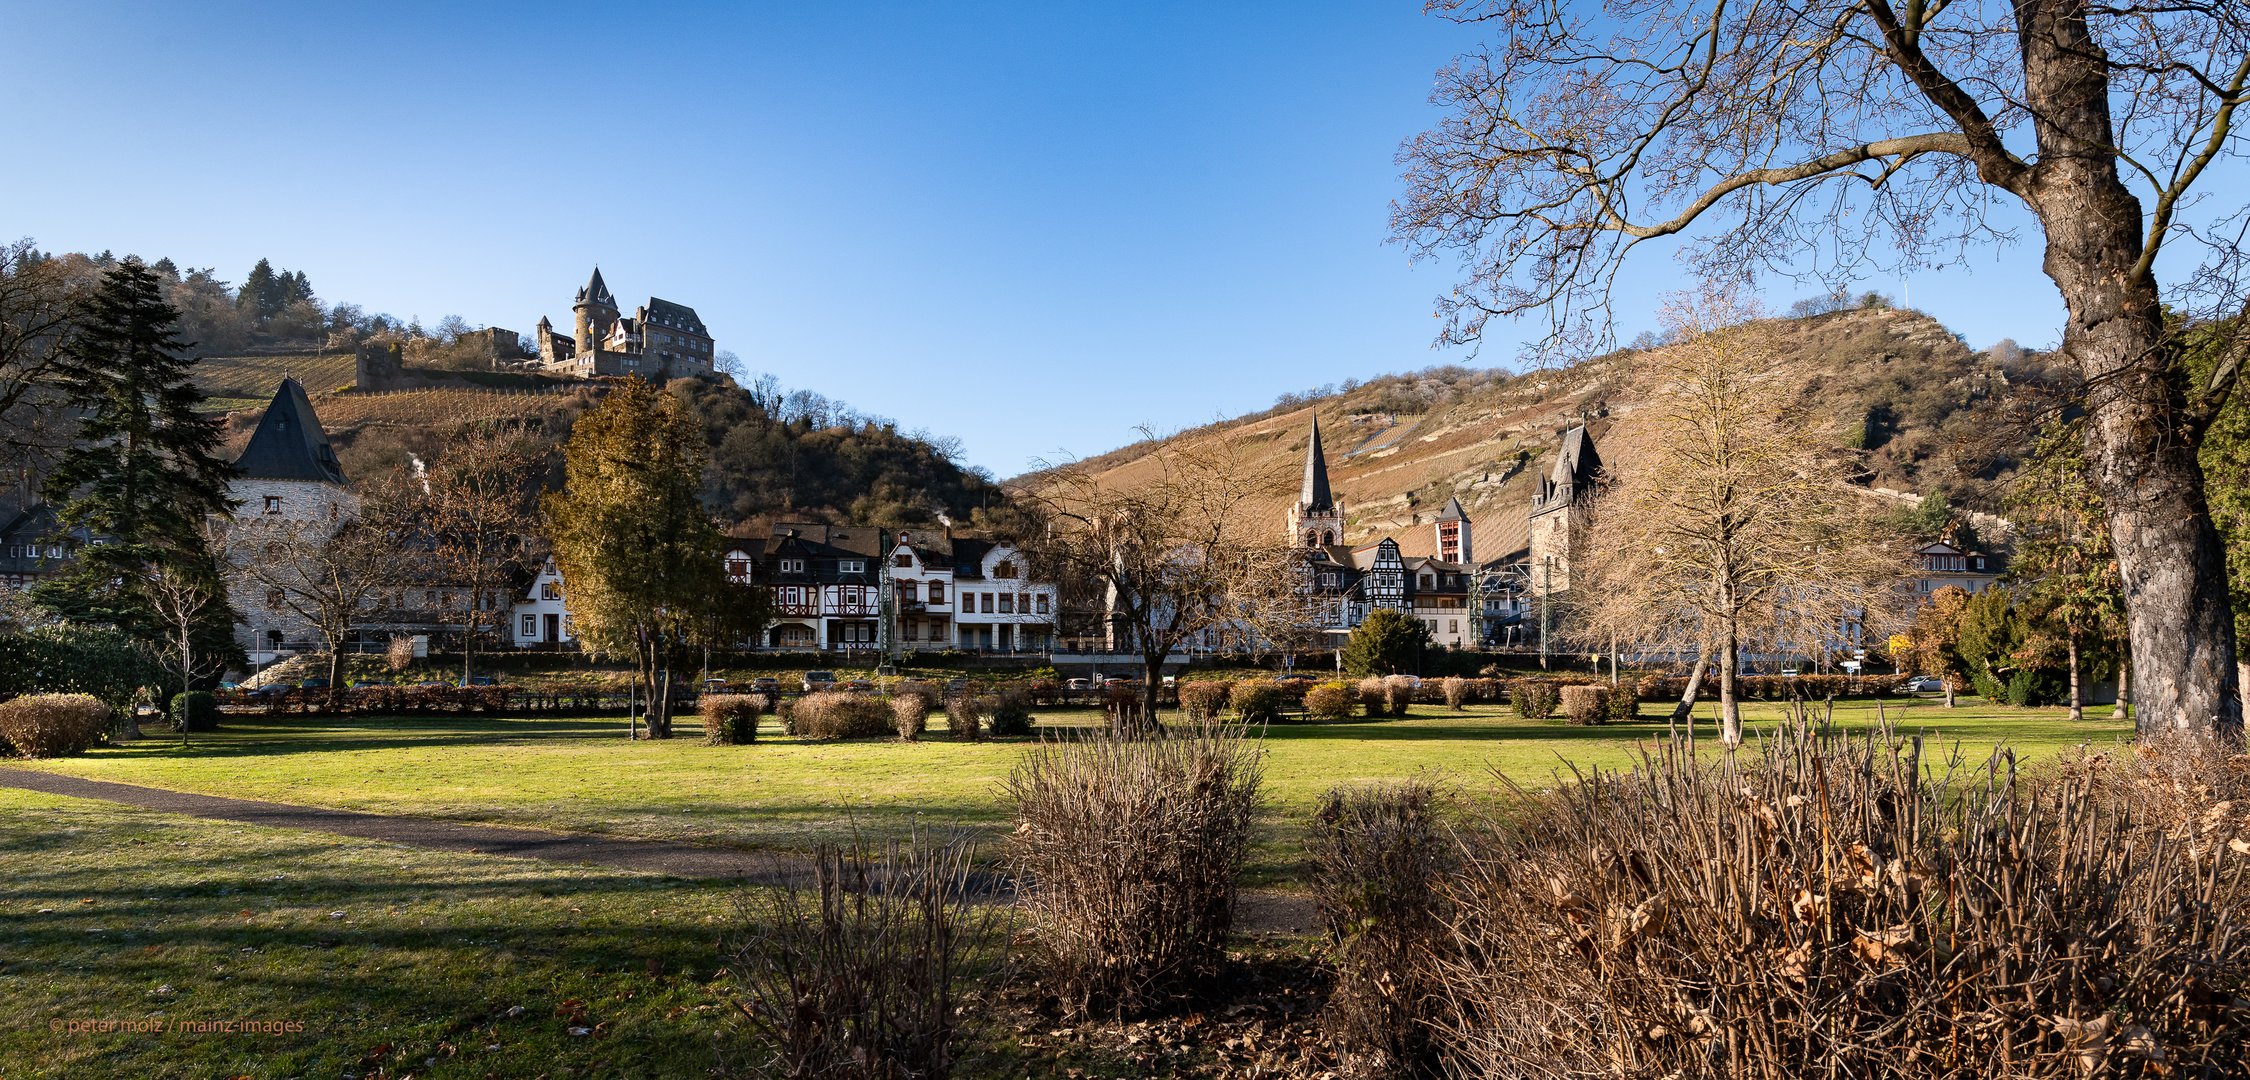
[3,2,2080,476]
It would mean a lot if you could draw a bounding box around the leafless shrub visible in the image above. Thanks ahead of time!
[725,830,1005,1079]
[385,634,415,674]
[0,693,110,757]
[1357,677,1389,718]
[1177,680,1230,721]
[1005,721,1264,1018]
[1441,677,1471,711]
[794,691,894,741]
[943,695,984,742]
[890,694,928,741]
[1310,782,1453,1079]
[701,693,763,745]
[1557,684,1609,725]
[1427,726,2250,1078]
[1383,676,1417,717]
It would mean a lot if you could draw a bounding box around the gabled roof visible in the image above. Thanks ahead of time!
[1300,415,1334,511]
[950,538,996,578]
[1435,496,1468,522]
[234,378,347,485]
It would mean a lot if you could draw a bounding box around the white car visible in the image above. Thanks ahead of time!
[1895,675,1944,694]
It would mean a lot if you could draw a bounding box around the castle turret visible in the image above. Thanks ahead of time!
[1434,496,1472,564]
[1287,415,1346,547]
[572,266,619,356]
[1528,423,1601,598]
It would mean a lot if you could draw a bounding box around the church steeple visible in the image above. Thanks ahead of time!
[1287,415,1345,547]
[1300,415,1334,511]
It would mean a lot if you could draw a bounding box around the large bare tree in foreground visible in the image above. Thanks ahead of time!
[1570,300,1914,743]
[1395,0,2250,738]
[1024,435,1312,731]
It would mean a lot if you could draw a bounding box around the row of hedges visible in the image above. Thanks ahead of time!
[215,685,519,715]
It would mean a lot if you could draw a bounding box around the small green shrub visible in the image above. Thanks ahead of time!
[1607,678,1641,723]
[1305,682,1356,721]
[170,691,219,733]
[1229,680,1287,724]
[1509,679,1558,720]
[986,691,1035,737]
[0,693,111,758]
[1177,680,1230,721]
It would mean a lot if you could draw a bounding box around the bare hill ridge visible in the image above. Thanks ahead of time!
[1032,306,2062,562]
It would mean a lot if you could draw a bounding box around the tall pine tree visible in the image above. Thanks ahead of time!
[37,259,238,641]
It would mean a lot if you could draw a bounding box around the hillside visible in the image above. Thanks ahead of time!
[189,351,1005,530]
[1031,306,2066,561]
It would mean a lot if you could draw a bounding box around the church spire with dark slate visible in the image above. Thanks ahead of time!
[1301,415,1334,512]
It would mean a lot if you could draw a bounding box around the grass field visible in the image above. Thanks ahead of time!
[13,697,2131,888]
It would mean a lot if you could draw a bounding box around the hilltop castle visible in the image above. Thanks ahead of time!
[533,267,715,380]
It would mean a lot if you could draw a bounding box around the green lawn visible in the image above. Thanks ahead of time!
[14,697,2130,888]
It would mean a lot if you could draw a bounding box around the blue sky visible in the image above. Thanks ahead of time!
[3,2,2076,475]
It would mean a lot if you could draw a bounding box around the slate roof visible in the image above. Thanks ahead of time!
[234,378,347,485]
[1300,416,1334,511]
[577,266,615,308]
[643,297,707,336]
[1435,496,1468,522]
[1550,424,1601,488]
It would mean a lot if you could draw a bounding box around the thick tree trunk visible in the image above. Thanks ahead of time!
[1669,654,1707,724]
[2067,633,2083,723]
[1140,654,1164,734]
[2017,0,2241,742]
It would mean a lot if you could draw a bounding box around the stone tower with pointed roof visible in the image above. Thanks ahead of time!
[572,266,620,356]
[225,378,358,662]
[535,266,716,380]
[1528,423,1601,599]
[1286,416,1346,548]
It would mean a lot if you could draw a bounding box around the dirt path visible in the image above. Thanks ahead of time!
[0,767,1317,932]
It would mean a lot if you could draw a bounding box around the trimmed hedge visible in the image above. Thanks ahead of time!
[1228,680,1288,724]
[0,694,111,758]
[1304,682,1356,721]
[1509,679,1559,720]
[794,691,894,740]
[700,693,764,744]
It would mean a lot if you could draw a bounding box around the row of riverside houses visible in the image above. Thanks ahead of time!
[218,378,1055,664]
[514,524,1057,654]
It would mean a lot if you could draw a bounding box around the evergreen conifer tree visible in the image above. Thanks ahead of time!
[37,259,238,641]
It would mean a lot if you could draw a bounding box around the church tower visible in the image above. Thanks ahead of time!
[1286,416,1346,547]
[1434,496,1472,564]
[1528,423,1601,599]
[572,266,619,356]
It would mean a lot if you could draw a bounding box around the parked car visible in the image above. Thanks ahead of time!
[845,679,877,693]
[945,679,969,694]
[1102,677,1134,690]
[299,677,330,690]
[461,675,497,687]
[1274,673,1316,684]
[750,677,780,694]
[1895,675,1945,694]
[802,671,836,693]
[1064,677,1093,691]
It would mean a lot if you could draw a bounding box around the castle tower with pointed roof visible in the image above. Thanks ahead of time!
[1528,423,1601,599]
[225,378,358,662]
[572,266,619,356]
[1286,416,1346,548]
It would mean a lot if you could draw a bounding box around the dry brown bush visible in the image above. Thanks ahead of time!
[943,695,984,741]
[700,693,763,745]
[1558,684,1609,725]
[1310,781,1453,1079]
[0,694,110,757]
[1177,680,1230,721]
[794,691,894,741]
[1005,721,1263,1018]
[890,694,929,741]
[1441,677,1471,710]
[1427,727,2250,1078]
[725,830,1005,1079]
[1383,676,1417,717]
[1305,682,1356,721]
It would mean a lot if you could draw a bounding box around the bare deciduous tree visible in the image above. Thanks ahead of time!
[146,545,232,745]
[0,238,86,484]
[227,480,417,700]
[1568,299,1914,742]
[1024,434,1313,731]
[425,425,544,686]
[1395,0,2250,739]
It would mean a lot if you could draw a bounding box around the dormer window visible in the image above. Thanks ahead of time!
[840,560,865,574]
[780,559,805,574]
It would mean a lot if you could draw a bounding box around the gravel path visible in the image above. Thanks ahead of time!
[0,767,1317,932]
